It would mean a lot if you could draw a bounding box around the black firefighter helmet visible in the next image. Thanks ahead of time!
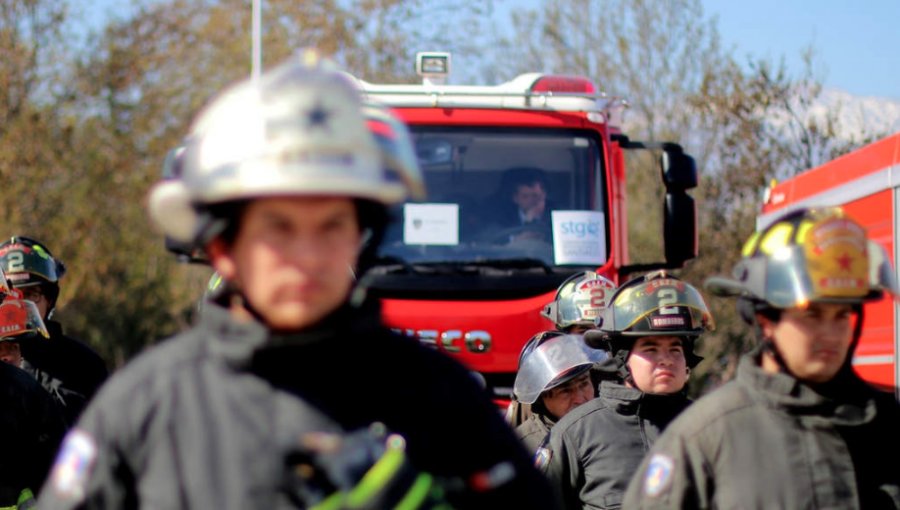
[585,271,714,372]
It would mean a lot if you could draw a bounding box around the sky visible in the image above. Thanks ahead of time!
[79,1,900,101]
[702,0,900,100]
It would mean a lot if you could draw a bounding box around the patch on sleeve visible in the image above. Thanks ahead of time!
[533,446,552,471]
[643,453,674,497]
[50,429,98,501]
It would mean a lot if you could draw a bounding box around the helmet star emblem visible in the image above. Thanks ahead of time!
[836,252,853,271]
[306,101,331,131]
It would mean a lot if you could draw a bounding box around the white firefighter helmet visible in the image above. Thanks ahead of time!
[542,271,617,331]
[148,49,424,243]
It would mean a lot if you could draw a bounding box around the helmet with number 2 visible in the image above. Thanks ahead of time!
[542,271,617,332]
[0,237,66,288]
[0,237,67,315]
[585,271,713,369]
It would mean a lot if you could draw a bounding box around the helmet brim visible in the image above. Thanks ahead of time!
[147,180,198,243]
[703,276,749,297]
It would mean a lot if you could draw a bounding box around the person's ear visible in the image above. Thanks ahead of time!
[685,367,691,375]
[755,313,776,339]
[207,239,236,281]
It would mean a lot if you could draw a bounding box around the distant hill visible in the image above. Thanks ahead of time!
[814,89,900,140]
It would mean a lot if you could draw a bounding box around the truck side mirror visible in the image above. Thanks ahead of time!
[664,191,697,266]
[617,139,700,275]
[661,146,697,191]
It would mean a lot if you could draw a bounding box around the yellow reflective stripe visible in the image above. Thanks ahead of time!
[741,231,761,257]
[394,472,438,510]
[14,488,34,510]
[310,491,345,510]
[346,447,405,507]
[795,218,813,244]
[759,223,794,255]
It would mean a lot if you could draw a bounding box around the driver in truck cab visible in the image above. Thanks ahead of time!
[484,167,552,243]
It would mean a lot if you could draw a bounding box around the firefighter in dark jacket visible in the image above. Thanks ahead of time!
[0,236,109,425]
[38,51,557,510]
[506,271,617,430]
[513,331,608,456]
[0,277,68,509]
[543,271,713,509]
[624,207,900,509]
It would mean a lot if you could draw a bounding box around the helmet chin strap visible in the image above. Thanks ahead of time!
[614,349,634,385]
[758,326,789,374]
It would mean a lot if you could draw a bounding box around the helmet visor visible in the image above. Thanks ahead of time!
[763,241,898,308]
[513,334,607,404]
[0,267,10,297]
[606,278,714,333]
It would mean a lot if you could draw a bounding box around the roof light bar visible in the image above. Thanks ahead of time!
[530,75,597,94]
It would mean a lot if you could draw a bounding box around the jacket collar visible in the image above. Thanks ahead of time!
[199,297,384,368]
[599,380,643,404]
[45,319,63,338]
[599,380,691,419]
[736,351,878,426]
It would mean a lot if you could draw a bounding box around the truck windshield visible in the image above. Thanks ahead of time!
[376,127,608,271]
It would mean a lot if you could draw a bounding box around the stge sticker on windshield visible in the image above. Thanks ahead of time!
[552,211,607,265]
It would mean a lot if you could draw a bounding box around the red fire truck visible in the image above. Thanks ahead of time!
[759,132,900,396]
[354,52,700,403]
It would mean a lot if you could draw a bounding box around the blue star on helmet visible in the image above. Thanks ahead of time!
[306,101,331,131]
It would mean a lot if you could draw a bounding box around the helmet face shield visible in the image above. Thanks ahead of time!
[600,277,714,335]
[513,334,607,404]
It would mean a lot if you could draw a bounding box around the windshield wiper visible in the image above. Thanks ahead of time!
[363,255,419,275]
[366,256,555,276]
[414,258,554,275]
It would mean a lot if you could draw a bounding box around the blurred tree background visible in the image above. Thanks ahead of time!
[0,0,888,389]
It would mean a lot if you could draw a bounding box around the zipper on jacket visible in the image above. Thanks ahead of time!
[637,394,649,451]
